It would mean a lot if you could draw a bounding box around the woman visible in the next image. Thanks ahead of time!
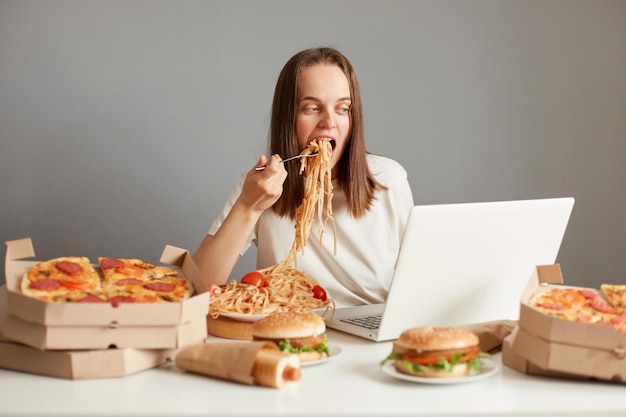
[193,47,414,307]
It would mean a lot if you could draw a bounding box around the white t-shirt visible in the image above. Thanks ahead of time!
[208,154,414,307]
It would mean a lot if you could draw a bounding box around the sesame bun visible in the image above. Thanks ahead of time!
[251,312,325,339]
[394,326,479,353]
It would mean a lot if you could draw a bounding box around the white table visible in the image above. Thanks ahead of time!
[0,329,624,417]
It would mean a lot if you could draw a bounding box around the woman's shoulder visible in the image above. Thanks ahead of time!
[366,153,408,179]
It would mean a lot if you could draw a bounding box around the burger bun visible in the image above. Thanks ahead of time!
[394,326,479,353]
[251,312,326,339]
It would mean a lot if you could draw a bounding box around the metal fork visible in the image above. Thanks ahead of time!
[255,153,318,171]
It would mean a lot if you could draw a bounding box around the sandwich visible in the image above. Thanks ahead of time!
[381,326,485,377]
[251,312,330,362]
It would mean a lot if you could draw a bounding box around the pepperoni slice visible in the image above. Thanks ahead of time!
[591,297,616,314]
[143,282,176,292]
[116,278,143,286]
[29,278,61,291]
[78,295,107,303]
[610,311,626,325]
[536,302,568,311]
[55,261,84,276]
[100,258,125,270]
[579,289,598,300]
[108,295,136,307]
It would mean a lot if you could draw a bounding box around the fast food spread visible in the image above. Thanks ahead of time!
[251,312,330,362]
[529,285,626,331]
[20,256,194,303]
[381,326,487,378]
[209,138,335,318]
[8,139,626,385]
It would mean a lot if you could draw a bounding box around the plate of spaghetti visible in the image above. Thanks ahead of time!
[209,267,334,320]
[209,138,336,320]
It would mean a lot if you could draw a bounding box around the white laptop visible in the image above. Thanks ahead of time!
[324,197,575,341]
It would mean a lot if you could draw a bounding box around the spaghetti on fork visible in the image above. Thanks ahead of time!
[209,138,336,318]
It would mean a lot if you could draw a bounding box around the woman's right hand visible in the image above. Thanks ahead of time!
[237,154,288,213]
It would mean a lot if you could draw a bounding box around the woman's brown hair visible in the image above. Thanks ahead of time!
[270,47,386,219]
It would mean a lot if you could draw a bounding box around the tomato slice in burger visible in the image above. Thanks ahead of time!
[403,348,480,365]
[240,271,266,288]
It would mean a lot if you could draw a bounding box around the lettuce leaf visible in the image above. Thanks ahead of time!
[380,351,489,374]
[278,334,330,356]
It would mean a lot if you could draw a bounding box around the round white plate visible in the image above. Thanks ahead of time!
[381,358,498,384]
[301,344,343,367]
[218,312,264,323]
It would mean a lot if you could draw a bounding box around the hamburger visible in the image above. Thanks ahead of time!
[251,312,330,362]
[381,326,484,378]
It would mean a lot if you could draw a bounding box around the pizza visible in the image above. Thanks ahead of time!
[97,257,193,303]
[530,285,626,332]
[21,256,105,302]
[600,284,626,314]
[98,257,179,282]
[20,256,195,303]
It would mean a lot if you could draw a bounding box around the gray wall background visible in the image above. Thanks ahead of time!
[1,0,625,289]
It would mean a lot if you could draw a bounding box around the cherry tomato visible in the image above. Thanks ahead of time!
[240,271,266,288]
[312,285,327,301]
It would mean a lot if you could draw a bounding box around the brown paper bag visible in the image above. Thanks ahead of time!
[175,341,300,388]
[458,320,517,353]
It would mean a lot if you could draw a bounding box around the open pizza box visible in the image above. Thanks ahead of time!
[0,286,202,379]
[506,264,626,383]
[2,238,210,350]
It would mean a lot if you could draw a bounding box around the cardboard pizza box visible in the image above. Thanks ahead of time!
[0,285,202,378]
[0,340,183,380]
[3,238,210,350]
[510,325,625,383]
[511,264,626,383]
[2,310,208,350]
[501,326,588,381]
[4,238,210,326]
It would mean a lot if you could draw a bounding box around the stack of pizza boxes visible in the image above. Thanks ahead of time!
[0,238,210,379]
[502,264,626,383]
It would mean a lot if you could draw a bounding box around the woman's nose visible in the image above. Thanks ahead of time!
[319,112,336,129]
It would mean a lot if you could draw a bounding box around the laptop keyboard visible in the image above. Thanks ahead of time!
[339,313,382,330]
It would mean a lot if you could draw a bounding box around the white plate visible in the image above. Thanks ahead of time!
[218,312,264,323]
[381,358,498,384]
[301,344,343,367]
